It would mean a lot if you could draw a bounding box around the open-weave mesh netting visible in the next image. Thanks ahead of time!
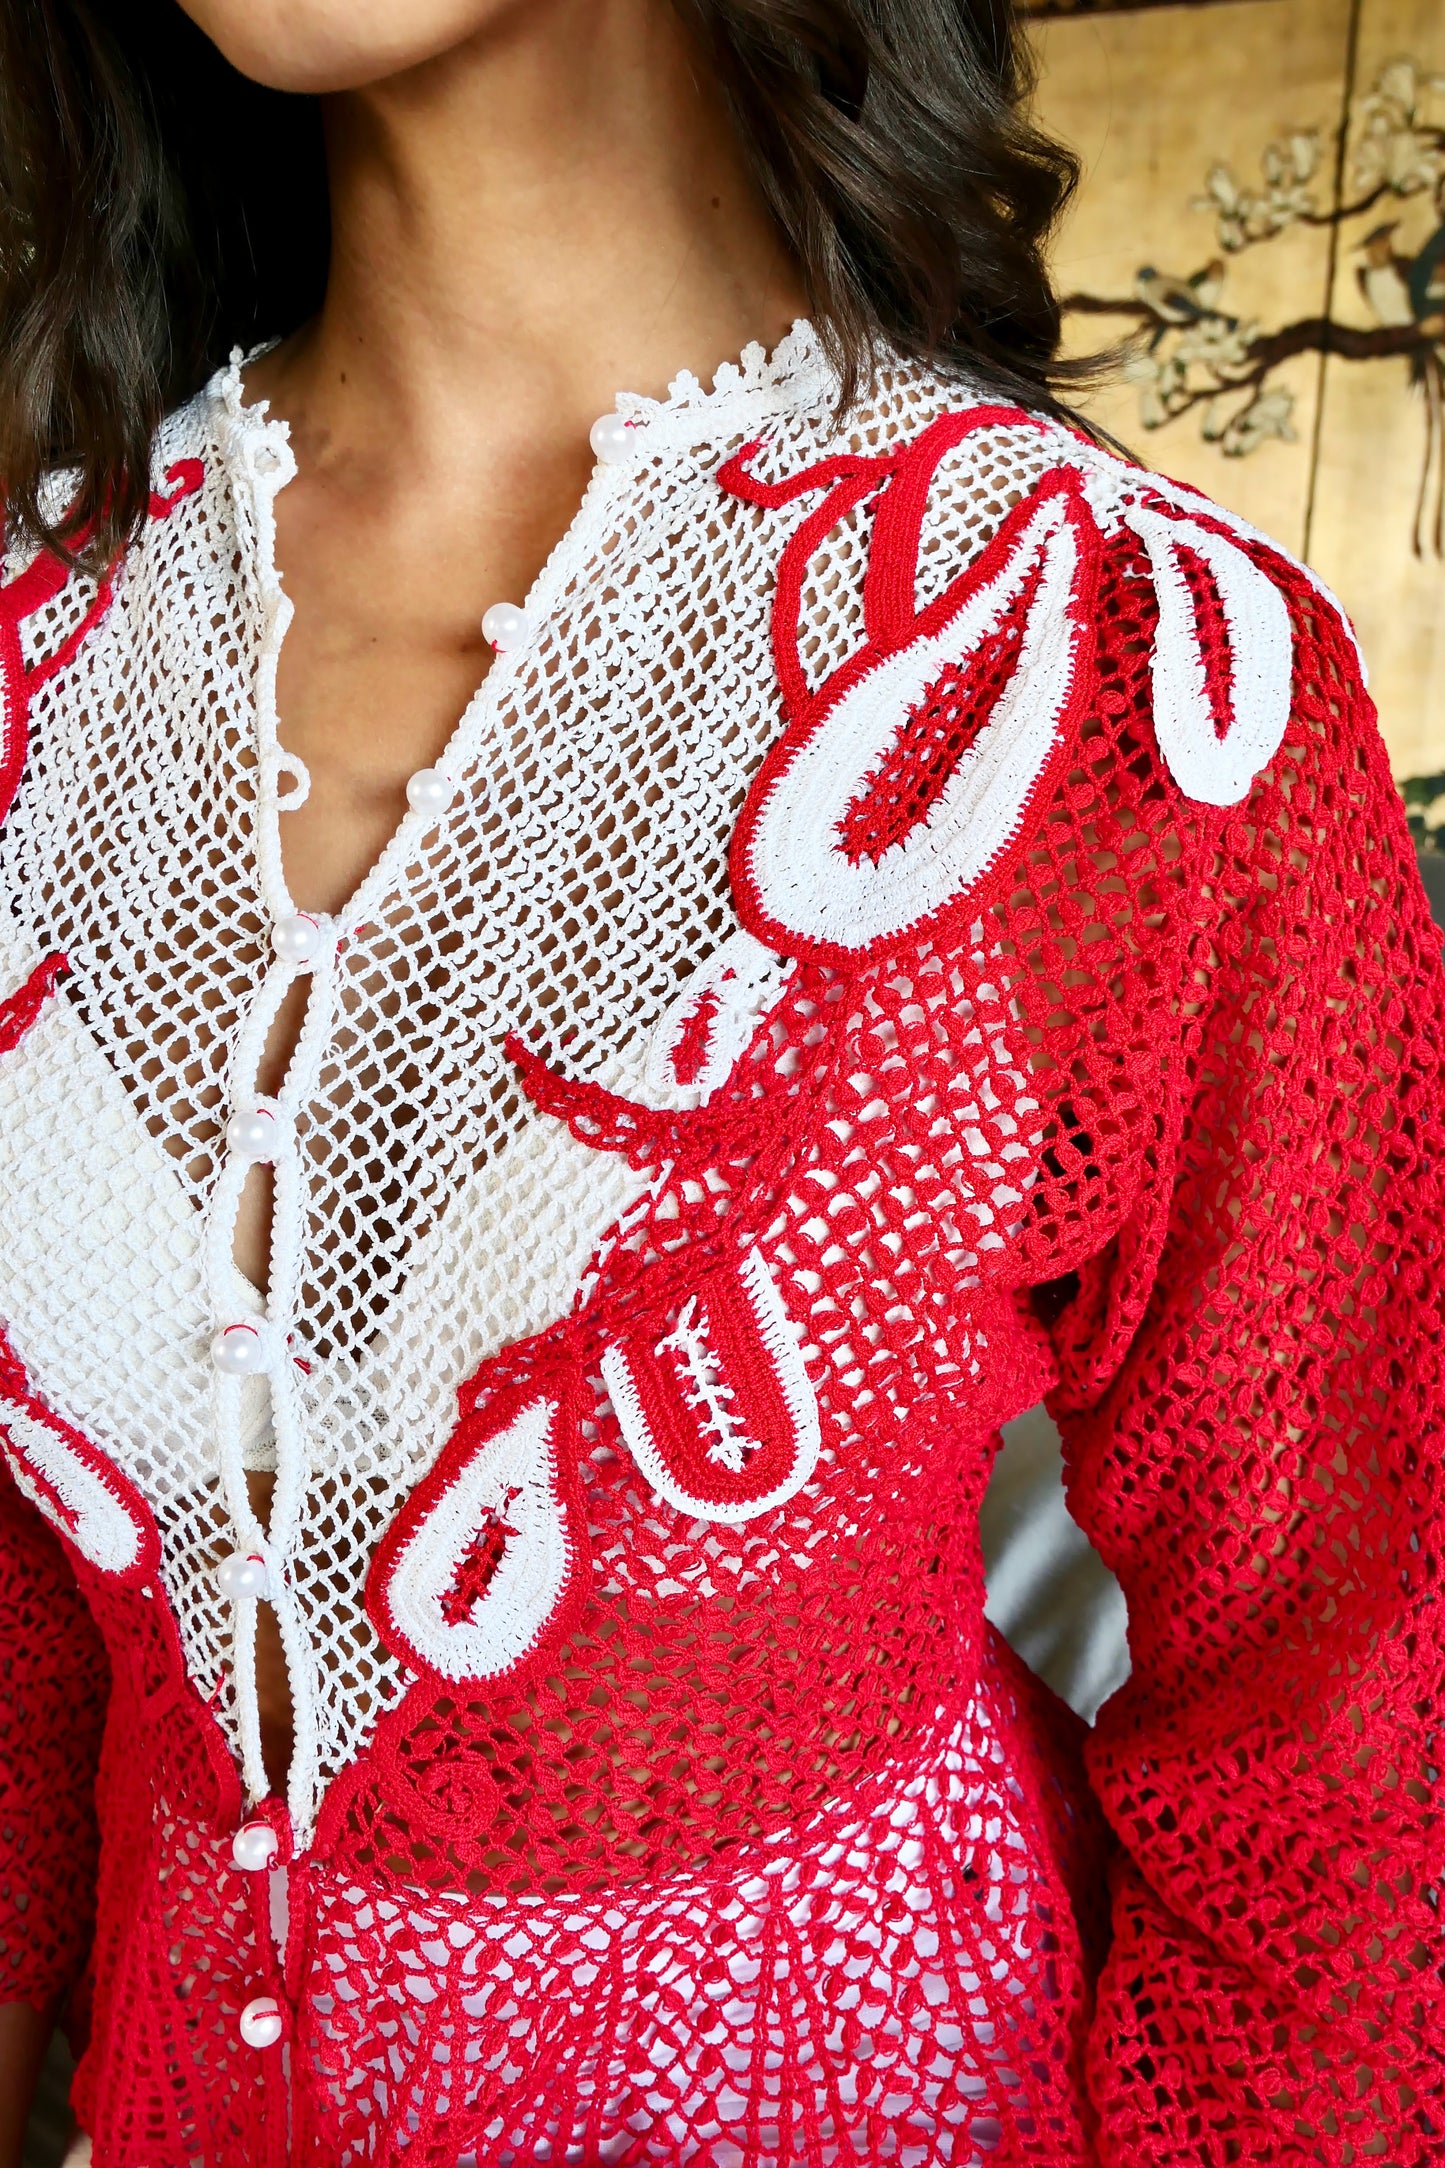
[0,346,1060,1821]
[0,333,1439,2166]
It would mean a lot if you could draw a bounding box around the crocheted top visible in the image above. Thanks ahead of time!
[0,332,1439,2168]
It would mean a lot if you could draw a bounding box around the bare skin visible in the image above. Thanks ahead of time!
[1,0,806,2147]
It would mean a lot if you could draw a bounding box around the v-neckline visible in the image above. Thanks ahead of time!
[218,360,621,946]
[188,328,831,1363]
[216,317,832,943]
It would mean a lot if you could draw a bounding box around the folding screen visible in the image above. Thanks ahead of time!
[1025,0,1445,833]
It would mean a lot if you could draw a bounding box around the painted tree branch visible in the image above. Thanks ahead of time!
[1295,182,1395,229]
[1201,181,1398,251]
[1063,294,1442,364]
[1059,298,1443,430]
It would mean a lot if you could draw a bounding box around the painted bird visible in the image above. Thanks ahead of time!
[1357,221,1417,325]
[1134,259,1232,334]
[1407,218,1445,325]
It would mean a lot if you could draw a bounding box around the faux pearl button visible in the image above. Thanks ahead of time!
[405,768,454,820]
[481,601,531,652]
[211,1323,267,1376]
[271,913,324,966]
[226,1102,281,1163]
[239,1995,284,2049]
[217,1551,269,1601]
[589,412,635,464]
[232,1821,281,1873]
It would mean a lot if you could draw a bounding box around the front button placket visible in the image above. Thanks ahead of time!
[207,356,666,1841]
[214,895,341,1824]
[205,387,331,1824]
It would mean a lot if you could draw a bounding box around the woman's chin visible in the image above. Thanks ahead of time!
[172,0,530,95]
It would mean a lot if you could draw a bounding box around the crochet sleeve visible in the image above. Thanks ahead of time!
[0,1459,109,2014]
[1046,572,1445,2160]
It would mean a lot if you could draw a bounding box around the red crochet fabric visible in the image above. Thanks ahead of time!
[0,387,1440,2167]
[0,1465,108,2014]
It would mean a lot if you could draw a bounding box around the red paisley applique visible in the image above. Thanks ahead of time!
[600,1245,820,1525]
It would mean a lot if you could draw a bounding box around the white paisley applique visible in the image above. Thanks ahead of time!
[0,1348,159,1583]
[718,413,1102,964]
[368,1377,588,1686]
[643,929,792,1105]
[1123,500,1294,809]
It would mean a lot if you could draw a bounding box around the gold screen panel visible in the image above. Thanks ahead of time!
[1030,0,1445,786]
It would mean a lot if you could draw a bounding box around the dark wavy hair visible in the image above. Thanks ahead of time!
[0,0,1092,567]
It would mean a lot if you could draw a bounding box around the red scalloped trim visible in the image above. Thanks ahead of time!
[0,460,207,808]
[0,953,69,1052]
[504,1029,795,1170]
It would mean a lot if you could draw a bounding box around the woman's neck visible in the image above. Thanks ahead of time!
[249,0,806,473]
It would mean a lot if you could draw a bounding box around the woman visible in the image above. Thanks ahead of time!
[0,0,1439,2161]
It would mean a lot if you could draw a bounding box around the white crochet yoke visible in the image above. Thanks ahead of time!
[0,330,1113,1839]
